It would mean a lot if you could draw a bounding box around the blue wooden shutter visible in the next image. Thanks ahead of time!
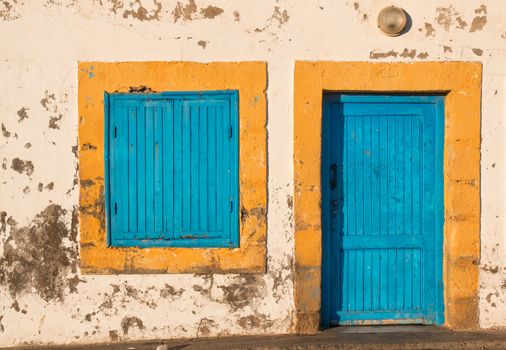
[105,91,239,248]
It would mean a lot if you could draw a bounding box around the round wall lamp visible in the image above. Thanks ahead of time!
[377,6,407,36]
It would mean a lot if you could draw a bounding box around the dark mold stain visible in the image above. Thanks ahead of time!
[22,186,30,194]
[370,50,398,59]
[482,264,500,274]
[17,107,29,122]
[197,318,216,337]
[45,182,54,190]
[417,52,429,59]
[0,0,21,21]
[128,85,153,93]
[240,207,266,225]
[456,16,467,29]
[353,2,359,11]
[2,123,11,137]
[38,183,44,192]
[80,179,95,188]
[121,316,145,335]
[470,15,487,32]
[103,0,123,14]
[72,144,78,158]
[443,45,452,53]
[160,284,184,299]
[67,274,85,293]
[11,158,34,177]
[424,22,435,36]
[400,49,417,59]
[218,275,266,312]
[475,5,487,14]
[2,158,7,170]
[271,6,289,26]
[82,143,97,151]
[109,330,119,341]
[233,10,240,22]
[197,40,208,49]
[435,6,458,31]
[200,5,223,19]
[287,195,293,209]
[124,284,157,308]
[255,5,289,32]
[11,300,20,312]
[24,142,31,149]
[40,92,55,110]
[470,6,487,32]
[238,313,273,330]
[270,255,293,303]
[472,48,483,56]
[172,0,196,22]
[49,115,63,129]
[122,0,162,21]
[0,316,3,333]
[486,292,498,304]
[41,91,64,130]
[0,204,80,302]
[0,211,7,233]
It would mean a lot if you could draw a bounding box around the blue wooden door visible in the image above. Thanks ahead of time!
[322,95,444,326]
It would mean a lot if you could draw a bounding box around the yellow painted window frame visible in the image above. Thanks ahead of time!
[78,61,267,274]
[293,61,481,332]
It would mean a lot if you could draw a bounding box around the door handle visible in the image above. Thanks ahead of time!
[331,163,337,190]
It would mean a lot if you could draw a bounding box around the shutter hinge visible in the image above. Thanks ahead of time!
[230,199,233,213]
[228,126,233,139]
[114,202,117,215]
[114,126,117,138]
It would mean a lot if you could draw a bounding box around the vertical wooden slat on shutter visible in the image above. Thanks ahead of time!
[199,105,209,232]
[162,101,174,239]
[216,103,225,233]
[136,105,146,238]
[181,102,191,233]
[173,99,183,236]
[153,104,164,234]
[145,105,155,235]
[190,104,200,233]
[126,106,137,239]
[207,105,217,232]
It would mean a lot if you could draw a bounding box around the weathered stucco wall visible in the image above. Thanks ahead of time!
[0,0,505,346]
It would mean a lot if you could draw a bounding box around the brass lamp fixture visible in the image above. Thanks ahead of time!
[377,6,407,36]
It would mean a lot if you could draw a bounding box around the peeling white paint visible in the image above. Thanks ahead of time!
[0,0,506,346]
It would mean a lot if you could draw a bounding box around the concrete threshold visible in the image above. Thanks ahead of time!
[5,327,506,350]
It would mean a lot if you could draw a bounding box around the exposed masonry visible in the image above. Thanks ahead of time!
[40,90,68,130]
[172,0,225,22]
[0,205,81,302]
[434,5,487,33]
[370,49,429,60]
[0,0,22,21]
